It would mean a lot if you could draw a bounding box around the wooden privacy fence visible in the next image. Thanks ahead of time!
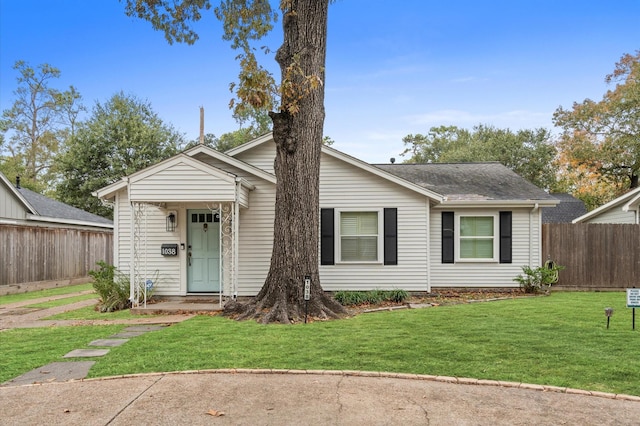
[0,224,113,286]
[542,223,640,289]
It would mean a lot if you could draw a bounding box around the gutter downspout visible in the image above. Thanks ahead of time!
[234,178,241,300]
[530,203,539,266]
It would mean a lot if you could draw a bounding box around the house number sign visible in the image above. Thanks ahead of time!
[161,244,179,256]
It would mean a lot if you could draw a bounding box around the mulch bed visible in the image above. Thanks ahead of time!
[347,289,535,315]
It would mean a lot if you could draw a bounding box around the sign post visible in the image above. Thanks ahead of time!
[304,275,311,324]
[626,288,640,330]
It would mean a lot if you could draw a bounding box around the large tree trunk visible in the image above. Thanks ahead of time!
[224,0,346,323]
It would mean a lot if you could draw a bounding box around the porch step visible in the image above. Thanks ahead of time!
[131,301,224,315]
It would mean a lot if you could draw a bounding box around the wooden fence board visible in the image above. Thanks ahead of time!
[0,225,113,286]
[542,223,640,289]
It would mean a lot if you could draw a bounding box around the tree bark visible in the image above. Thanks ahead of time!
[224,0,346,323]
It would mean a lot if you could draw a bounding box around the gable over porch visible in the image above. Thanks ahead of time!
[95,154,254,307]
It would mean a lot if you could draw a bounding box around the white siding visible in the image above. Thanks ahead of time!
[430,207,540,288]
[233,141,276,174]
[319,154,430,292]
[0,185,27,220]
[129,162,236,202]
[586,208,636,224]
[116,190,131,275]
[115,189,181,296]
[235,181,276,296]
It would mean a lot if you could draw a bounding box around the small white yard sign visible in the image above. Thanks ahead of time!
[627,289,640,308]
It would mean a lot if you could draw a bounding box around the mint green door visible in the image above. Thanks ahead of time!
[187,209,220,293]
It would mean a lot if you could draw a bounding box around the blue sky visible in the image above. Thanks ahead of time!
[1,1,639,163]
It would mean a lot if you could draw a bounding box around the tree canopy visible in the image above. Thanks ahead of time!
[56,92,183,218]
[0,61,83,193]
[401,124,558,190]
[554,50,640,201]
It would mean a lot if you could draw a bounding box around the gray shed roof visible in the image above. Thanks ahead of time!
[542,193,587,223]
[374,162,554,202]
[17,187,113,226]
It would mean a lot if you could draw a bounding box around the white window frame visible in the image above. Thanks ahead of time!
[335,208,384,264]
[455,213,499,262]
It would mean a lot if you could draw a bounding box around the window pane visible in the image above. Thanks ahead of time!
[340,212,378,235]
[339,212,379,261]
[460,217,493,237]
[206,213,213,223]
[340,213,358,235]
[341,236,378,261]
[460,239,494,258]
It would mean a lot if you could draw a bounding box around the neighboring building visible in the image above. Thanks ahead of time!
[541,193,587,224]
[0,171,113,288]
[94,134,557,302]
[572,187,640,224]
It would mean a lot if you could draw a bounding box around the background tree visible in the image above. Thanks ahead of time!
[554,50,640,205]
[125,0,346,323]
[0,61,83,193]
[401,124,558,190]
[56,92,183,218]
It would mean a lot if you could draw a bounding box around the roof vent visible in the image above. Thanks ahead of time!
[390,158,395,164]
[16,176,21,189]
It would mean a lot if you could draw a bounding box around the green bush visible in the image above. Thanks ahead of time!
[89,261,158,312]
[89,261,130,312]
[334,289,410,306]
[513,263,565,294]
[387,289,410,303]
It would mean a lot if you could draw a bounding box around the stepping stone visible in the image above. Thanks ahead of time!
[123,325,166,332]
[89,338,128,347]
[63,349,110,358]
[110,331,147,338]
[2,361,95,387]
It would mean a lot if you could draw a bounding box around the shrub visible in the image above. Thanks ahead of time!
[334,289,410,306]
[89,261,130,312]
[387,289,410,303]
[89,261,158,312]
[513,263,564,294]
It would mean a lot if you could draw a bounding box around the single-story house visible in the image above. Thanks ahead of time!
[572,187,640,224]
[94,133,557,302]
[542,193,587,223]
[0,171,113,289]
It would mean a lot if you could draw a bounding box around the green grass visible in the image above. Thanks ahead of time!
[0,325,125,383]
[3,291,639,396]
[0,283,93,305]
[81,292,640,396]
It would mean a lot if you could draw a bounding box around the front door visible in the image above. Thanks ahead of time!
[187,209,220,293]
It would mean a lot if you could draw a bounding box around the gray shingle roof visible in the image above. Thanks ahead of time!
[17,187,113,226]
[374,162,554,201]
[542,193,587,223]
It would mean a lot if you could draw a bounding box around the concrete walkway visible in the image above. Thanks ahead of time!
[0,292,194,330]
[1,370,640,425]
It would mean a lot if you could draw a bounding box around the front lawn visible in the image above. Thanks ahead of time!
[2,291,637,395]
[81,292,640,396]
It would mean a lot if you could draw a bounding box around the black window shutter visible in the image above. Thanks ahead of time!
[499,211,512,264]
[442,211,454,263]
[320,208,335,265]
[384,208,398,265]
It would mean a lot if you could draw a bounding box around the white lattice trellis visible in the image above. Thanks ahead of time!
[131,201,148,308]
[220,202,235,304]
